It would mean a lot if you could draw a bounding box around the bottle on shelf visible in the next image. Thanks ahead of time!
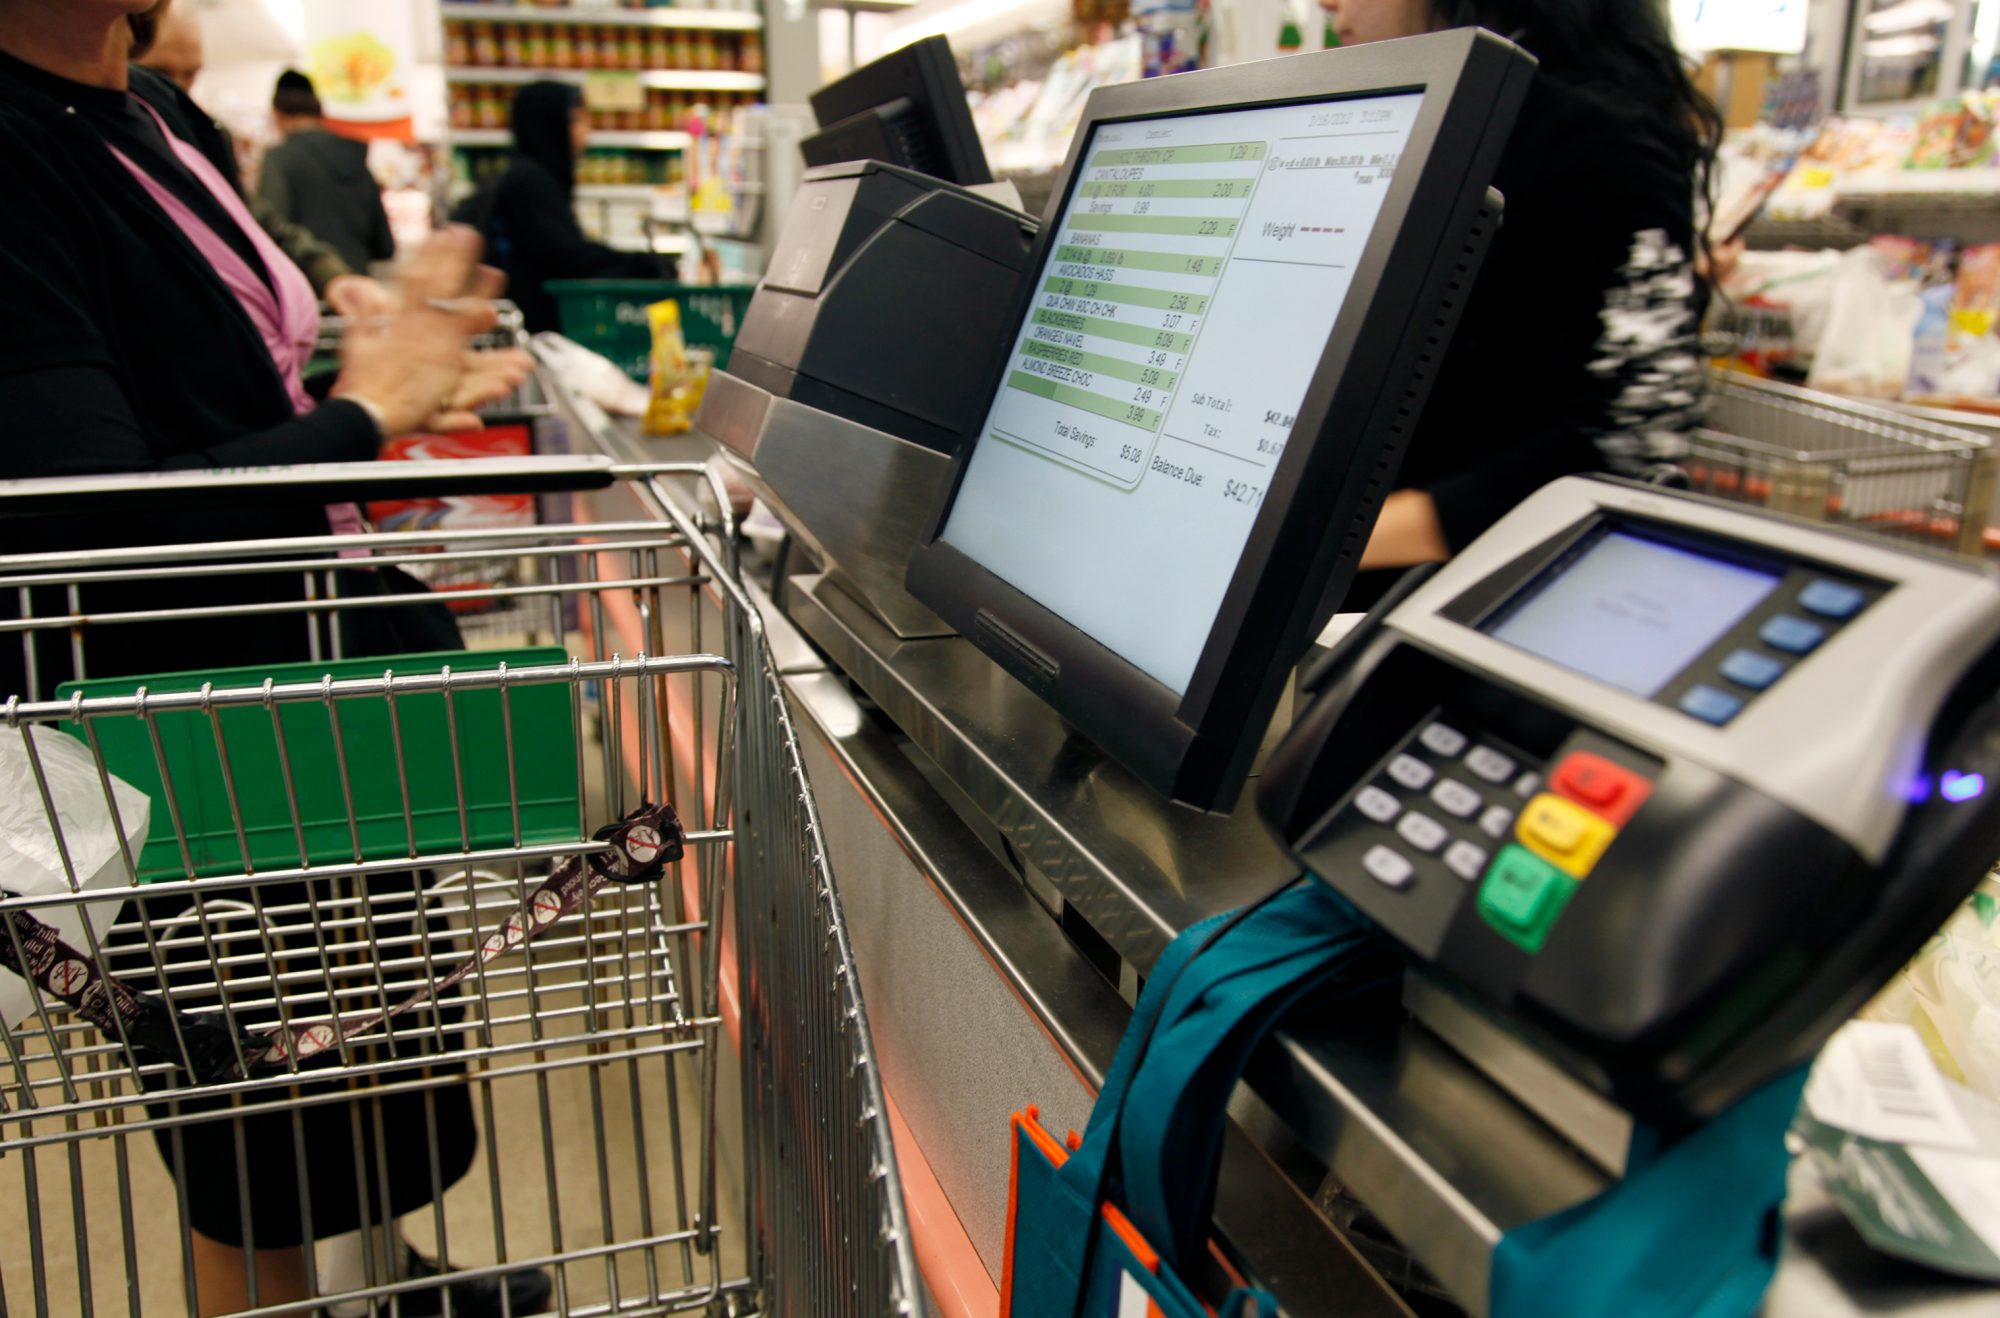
[671,29,695,70]
[646,27,672,69]
[576,26,599,68]
[524,22,549,65]
[445,21,471,67]
[549,24,575,68]
[716,34,739,72]
[740,33,764,75]
[621,27,645,70]
[449,84,474,129]
[500,22,525,66]
[471,22,500,67]
[597,26,621,70]
[476,86,507,129]
[694,33,719,72]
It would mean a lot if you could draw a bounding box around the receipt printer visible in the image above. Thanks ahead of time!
[724,160,1036,453]
[1259,478,2000,1123]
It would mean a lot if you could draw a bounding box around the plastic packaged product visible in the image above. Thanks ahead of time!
[1906,283,1954,397]
[0,726,150,1029]
[644,299,711,435]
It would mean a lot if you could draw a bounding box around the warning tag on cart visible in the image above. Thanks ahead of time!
[0,801,685,1086]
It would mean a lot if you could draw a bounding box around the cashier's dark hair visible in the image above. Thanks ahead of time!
[1435,0,1722,271]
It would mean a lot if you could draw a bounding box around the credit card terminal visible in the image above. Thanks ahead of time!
[1259,478,2000,1122]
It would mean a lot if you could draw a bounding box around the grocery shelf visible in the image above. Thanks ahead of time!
[446,66,766,92]
[1834,168,2000,207]
[577,184,678,199]
[452,128,695,149]
[440,3,762,29]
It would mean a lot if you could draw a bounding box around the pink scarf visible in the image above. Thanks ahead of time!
[106,95,364,533]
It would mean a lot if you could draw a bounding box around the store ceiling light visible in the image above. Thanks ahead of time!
[1862,32,1944,56]
[1863,0,1956,34]
[885,0,1053,51]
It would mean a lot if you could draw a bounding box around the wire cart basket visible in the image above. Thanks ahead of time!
[1689,371,1999,557]
[0,459,918,1317]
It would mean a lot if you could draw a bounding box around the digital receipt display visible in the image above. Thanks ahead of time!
[939,91,1427,694]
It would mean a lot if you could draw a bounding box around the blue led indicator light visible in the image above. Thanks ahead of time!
[1942,771,1986,803]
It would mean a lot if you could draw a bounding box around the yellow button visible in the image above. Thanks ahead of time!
[1516,794,1616,878]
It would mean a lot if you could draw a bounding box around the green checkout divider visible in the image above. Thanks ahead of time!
[59,648,579,882]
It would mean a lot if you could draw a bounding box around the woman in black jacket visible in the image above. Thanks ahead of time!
[0,3,543,1314]
[455,80,662,333]
[1326,0,1718,576]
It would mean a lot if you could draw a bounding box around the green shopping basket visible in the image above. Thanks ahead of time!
[59,648,580,882]
[547,280,757,380]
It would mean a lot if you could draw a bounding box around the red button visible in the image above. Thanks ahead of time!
[1550,751,1652,827]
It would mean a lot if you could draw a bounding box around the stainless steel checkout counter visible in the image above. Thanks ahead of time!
[540,369,1994,1318]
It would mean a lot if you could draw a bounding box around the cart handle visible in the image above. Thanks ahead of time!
[0,456,686,517]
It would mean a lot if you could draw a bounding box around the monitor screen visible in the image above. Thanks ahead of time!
[1483,531,1783,697]
[937,90,1427,693]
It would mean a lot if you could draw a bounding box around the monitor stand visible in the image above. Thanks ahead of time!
[699,369,956,639]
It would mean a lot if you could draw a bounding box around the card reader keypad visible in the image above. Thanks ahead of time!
[1320,715,1661,958]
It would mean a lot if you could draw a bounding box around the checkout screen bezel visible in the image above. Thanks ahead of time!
[904,31,1535,809]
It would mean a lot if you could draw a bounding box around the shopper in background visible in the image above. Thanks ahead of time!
[258,69,398,278]
[0,3,544,1315]
[1325,0,1718,580]
[454,78,662,332]
[135,4,389,315]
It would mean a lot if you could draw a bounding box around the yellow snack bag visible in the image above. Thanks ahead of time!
[644,298,711,436]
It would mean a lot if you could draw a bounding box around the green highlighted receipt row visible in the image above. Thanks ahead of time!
[1007,372,1164,433]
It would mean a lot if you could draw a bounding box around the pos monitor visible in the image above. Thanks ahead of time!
[905,31,1536,811]
[804,36,993,186]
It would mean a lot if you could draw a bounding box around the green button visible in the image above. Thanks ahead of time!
[1476,845,1578,954]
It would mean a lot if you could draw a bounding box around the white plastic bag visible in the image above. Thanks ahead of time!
[0,726,150,1027]
[1807,246,1925,398]
[530,331,652,417]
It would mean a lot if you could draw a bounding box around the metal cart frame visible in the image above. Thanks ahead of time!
[0,459,917,1317]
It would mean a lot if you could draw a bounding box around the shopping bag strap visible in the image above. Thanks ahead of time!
[1048,880,1395,1316]
[1114,882,1396,1275]
[0,802,683,1085]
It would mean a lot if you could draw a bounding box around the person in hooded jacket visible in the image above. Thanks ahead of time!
[257,69,396,277]
[454,80,662,333]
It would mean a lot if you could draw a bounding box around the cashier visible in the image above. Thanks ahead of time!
[1334,0,1718,574]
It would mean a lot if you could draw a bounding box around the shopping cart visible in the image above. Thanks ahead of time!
[0,459,917,1317]
[1689,370,1999,557]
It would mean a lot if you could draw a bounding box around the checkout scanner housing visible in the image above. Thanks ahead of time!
[906,31,1537,812]
[703,162,1037,637]
[1260,477,2000,1126]
[725,161,1037,455]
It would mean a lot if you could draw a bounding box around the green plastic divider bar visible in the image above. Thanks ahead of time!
[60,647,580,882]
[1006,371,1162,432]
[1021,339,1181,391]
[1055,245,1226,277]
[1077,179,1256,200]
[1043,277,1211,314]
[1091,141,1267,167]
[1069,214,1241,238]
[1032,308,1193,353]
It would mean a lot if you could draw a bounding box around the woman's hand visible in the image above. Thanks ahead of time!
[323,274,396,320]
[421,348,535,432]
[330,227,500,437]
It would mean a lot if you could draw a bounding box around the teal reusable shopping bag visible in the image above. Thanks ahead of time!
[1000,882,1396,1318]
[1490,1063,1810,1318]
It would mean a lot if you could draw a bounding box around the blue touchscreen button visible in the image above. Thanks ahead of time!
[1760,614,1826,655]
[1720,649,1785,691]
[1680,684,1745,726]
[1799,579,1865,620]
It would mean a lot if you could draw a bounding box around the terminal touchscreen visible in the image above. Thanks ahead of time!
[906,31,1537,809]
